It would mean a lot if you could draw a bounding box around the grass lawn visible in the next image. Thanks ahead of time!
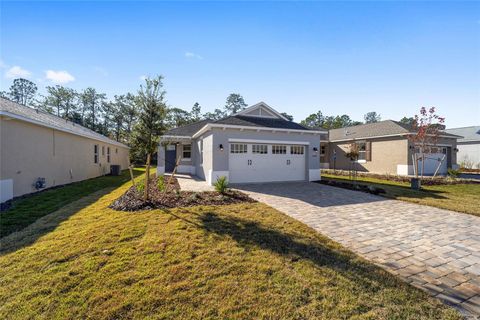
[0,168,144,238]
[322,173,480,217]
[0,177,460,319]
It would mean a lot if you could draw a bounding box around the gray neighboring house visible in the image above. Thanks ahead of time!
[157,102,326,184]
[445,126,480,168]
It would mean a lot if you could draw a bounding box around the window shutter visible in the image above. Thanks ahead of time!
[365,141,372,161]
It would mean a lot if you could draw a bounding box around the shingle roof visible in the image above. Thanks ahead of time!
[164,115,312,137]
[329,120,460,141]
[0,98,128,148]
[445,126,480,143]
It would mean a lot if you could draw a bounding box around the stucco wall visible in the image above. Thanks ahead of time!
[328,137,408,174]
[1,117,129,199]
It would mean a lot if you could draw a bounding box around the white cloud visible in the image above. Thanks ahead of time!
[185,51,203,60]
[45,70,75,84]
[5,65,31,79]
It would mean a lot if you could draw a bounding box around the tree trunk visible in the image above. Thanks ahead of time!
[144,153,151,201]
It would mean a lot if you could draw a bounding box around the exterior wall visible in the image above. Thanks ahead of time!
[210,128,321,184]
[406,137,458,167]
[0,117,129,200]
[455,142,479,168]
[328,137,408,175]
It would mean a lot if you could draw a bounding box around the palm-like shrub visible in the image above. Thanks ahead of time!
[214,176,229,194]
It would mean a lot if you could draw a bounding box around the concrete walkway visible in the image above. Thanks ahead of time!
[170,174,214,192]
[235,182,480,318]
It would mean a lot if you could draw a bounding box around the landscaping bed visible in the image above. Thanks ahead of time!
[316,179,386,195]
[110,175,256,211]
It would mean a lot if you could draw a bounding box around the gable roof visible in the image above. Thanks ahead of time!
[329,120,461,142]
[445,126,480,143]
[234,102,289,120]
[164,102,324,138]
[0,98,128,148]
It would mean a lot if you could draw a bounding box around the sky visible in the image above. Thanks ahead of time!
[1,1,479,128]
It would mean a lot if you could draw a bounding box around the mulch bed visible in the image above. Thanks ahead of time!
[110,176,256,211]
[316,179,387,195]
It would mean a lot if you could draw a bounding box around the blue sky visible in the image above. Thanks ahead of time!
[1,1,479,128]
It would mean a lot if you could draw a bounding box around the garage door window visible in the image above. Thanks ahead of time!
[290,146,304,155]
[252,144,268,154]
[231,144,247,154]
[272,145,287,154]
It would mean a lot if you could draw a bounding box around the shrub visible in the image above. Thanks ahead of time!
[447,168,460,178]
[157,175,165,192]
[136,180,145,194]
[214,176,229,194]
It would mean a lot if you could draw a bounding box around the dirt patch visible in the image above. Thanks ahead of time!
[110,176,256,211]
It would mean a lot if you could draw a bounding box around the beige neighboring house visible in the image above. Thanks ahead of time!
[321,120,461,176]
[0,98,130,203]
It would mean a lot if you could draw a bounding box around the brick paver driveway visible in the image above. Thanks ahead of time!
[235,182,480,318]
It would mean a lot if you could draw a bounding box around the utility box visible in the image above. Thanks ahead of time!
[110,165,121,176]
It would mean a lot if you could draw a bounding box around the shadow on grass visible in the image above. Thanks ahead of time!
[198,211,402,291]
[320,176,448,201]
[0,169,143,250]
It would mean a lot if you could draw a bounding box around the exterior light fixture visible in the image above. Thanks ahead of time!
[454,148,459,152]
[219,144,224,151]
[313,147,318,153]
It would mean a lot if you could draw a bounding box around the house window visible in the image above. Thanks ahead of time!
[252,144,268,154]
[320,145,326,156]
[230,143,247,154]
[102,146,105,156]
[198,140,203,164]
[107,147,111,163]
[290,146,304,155]
[357,142,366,160]
[94,145,99,164]
[115,148,118,154]
[183,144,192,159]
[272,145,287,154]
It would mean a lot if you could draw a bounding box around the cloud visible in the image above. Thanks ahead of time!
[0,60,7,69]
[185,51,203,60]
[5,65,32,79]
[45,70,75,84]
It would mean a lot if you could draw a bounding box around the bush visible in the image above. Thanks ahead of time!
[214,176,229,194]
[157,175,165,191]
[136,180,145,194]
[447,168,461,178]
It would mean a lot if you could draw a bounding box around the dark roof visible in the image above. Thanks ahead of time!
[164,115,312,137]
[0,97,128,147]
[445,126,480,143]
[329,120,460,141]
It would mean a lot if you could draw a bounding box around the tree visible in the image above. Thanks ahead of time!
[281,112,293,121]
[8,78,37,106]
[121,93,138,137]
[191,102,202,122]
[79,88,106,131]
[134,75,168,200]
[224,93,247,115]
[203,108,226,120]
[364,111,381,124]
[399,117,415,126]
[300,111,325,128]
[166,107,191,128]
[408,107,445,180]
[42,85,77,118]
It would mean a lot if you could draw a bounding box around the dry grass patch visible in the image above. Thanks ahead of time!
[0,180,460,319]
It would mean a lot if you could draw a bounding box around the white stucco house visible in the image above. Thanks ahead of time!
[445,126,480,168]
[157,102,327,184]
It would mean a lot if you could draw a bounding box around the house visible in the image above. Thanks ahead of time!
[323,120,461,176]
[0,98,130,203]
[445,126,480,169]
[157,102,327,184]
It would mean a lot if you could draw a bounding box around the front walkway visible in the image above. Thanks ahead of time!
[235,182,480,318]
[169,174,214,192]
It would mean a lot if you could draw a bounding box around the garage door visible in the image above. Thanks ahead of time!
[417,152,448,175]
[229,143,306,183]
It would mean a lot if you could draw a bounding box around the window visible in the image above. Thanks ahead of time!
[442,147,447,154]
[272,145,287,154]
[94,145,99,164]
[183,144,192,159]
[290,146,304,155]
[198,140,203,164]
[102,146,105,156]
[357,142,366,160]
[230,143,247,154]
[252,144,268,154]
[115,148,118,154]
[320,145,326,156]
[107,147,111,163]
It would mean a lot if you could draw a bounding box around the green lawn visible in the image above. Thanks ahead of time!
[0,168,143,238]
[322,173,480,217]
[0,176,460,319]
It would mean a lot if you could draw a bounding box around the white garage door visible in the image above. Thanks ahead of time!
[417,152,448,175]
[229,143,306,183]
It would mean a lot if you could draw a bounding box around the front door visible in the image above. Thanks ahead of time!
[165,145,176,172]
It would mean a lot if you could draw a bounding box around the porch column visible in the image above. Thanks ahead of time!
[156,144,165,176]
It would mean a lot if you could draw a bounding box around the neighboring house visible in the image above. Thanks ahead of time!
[0,98,130,203]
[445,126,480,169]
[324,120,461,176]
[157,102,326,184]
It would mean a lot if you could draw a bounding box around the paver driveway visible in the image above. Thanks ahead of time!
[235,182,480,318]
